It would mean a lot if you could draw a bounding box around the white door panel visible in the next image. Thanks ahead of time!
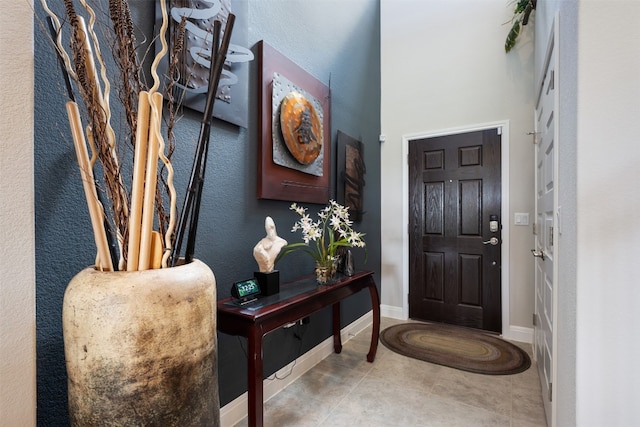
[534,17,559,427]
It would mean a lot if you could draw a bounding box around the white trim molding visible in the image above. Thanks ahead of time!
[381,304,405,320]
[507,326,534,344]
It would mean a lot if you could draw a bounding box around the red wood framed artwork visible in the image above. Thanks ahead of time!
[257,40,331,203]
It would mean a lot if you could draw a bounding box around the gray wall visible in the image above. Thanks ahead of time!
[34,1,380,423]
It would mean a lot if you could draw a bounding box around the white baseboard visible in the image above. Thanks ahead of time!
[219,312,373,427]
[503,325,533,344]
[380,304,405,320]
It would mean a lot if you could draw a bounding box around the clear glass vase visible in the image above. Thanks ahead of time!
[315,260,337,284]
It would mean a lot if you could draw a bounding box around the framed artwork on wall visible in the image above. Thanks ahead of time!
[336,131,366,222]
[155,0,254,128]
[257,40,331,204]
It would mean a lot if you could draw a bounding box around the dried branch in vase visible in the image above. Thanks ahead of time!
[40,0,235,272]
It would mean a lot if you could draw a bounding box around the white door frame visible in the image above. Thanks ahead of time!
[402,120,511,337]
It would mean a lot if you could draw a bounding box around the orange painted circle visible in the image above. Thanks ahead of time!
[279,91,323,165]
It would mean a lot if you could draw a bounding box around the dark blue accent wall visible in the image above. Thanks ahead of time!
[35,1,380,424]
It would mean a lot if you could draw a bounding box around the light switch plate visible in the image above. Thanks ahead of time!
[514,212,530,226]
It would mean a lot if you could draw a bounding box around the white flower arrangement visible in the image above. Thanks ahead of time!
[276,200,365,268]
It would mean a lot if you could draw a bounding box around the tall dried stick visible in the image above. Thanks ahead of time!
[156,16,187,245]
[126,91,150,271]
[40,1,77,82]
[77,0,129,267]
[67,101,114,272]
[45,13,115,271]
[136,0,177,269]
[108,0,142,148]
[138,92,163,271]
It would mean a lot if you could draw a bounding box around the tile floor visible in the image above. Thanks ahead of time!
[235,317,547,427]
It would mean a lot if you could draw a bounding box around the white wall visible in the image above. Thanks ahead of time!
[535,1,640,425]
[575,2,640,425]
[0,1,36,425]
[380,0,536,333]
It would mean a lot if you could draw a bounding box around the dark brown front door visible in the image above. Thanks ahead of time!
[408,129,502,333]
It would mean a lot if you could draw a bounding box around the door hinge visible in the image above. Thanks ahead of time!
[549,226,554,246]
[533,222,537,235]
[549,382,553,402]
[532,313,537,326]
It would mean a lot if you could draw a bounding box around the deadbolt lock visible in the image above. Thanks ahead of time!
[490,214,499,233]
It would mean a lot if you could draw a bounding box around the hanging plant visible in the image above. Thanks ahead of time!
[504,0,537,53]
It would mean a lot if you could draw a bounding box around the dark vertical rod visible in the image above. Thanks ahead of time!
[184,15,235,263]
[170,21,221,266]
[170,15,235,266]
[47,18,76,102]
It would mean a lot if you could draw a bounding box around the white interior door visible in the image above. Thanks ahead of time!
[534,18,559,427]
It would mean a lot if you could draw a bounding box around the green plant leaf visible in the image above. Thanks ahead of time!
[514,0,531,14]
[275,243,321,264]
[505,21,521,53]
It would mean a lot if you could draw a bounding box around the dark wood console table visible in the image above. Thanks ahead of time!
[217,270,380,427]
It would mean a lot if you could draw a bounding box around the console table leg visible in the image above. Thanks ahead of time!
[332,302,342,353]
[367,281,381,362]
[247,327,264,427]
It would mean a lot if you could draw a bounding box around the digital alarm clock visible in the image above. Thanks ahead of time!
[231,278,261,304]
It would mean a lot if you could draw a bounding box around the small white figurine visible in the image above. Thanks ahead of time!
[253,216,288,273]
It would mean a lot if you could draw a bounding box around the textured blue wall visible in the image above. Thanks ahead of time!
[35,1,380,423]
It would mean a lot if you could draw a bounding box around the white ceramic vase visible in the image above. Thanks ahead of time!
[63,259,219,426]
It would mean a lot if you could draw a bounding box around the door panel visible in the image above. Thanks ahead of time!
[534,26,558,427]
[409,129,501,333]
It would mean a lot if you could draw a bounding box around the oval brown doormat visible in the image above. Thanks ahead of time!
[380,322,531,375]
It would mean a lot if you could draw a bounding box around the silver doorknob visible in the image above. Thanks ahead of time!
[531,249,546,260]
[483,237,499,245]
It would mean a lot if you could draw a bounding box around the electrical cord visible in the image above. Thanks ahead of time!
[270,322,307,380]
[237,321,308,381]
